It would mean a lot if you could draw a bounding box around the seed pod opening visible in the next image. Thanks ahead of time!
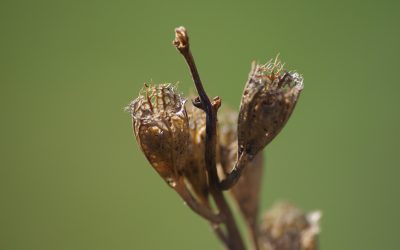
[126,83,189,187]
[238,57,304,158]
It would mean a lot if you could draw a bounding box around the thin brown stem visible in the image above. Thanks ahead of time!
[175,179,222,224]
[219,152,250,190]
[211,223,229,247]
[173,26,245,250]
[247,222,260,250]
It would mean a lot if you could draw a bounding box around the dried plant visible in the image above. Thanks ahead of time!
[126,27,320,250]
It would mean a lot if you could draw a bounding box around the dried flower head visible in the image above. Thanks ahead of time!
[126,83,189,187]
[237,56,304,158]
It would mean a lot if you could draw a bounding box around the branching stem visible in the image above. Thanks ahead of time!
[175,179,222,224]
[173,27,245,250]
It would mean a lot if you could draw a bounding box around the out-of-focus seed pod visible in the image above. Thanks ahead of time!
[185,105,209,204]
[126,83,189,187]
[238,57,304,159]
[218,109,263,245]
[258,202,321,250]
[218,110,238,171]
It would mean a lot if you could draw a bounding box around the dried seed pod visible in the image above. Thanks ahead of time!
[218,110,238,171]
[218,110,263,245]
[238,56,304,159]
[258,202,321,250]
[126,83,189,187]
[185,105,209,203]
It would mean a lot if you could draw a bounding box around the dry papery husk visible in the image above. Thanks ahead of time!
[127,83,190,187]
[238,58,303,159]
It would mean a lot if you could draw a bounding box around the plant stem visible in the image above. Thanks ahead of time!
[175,179,222,224]
[173,26,245,250]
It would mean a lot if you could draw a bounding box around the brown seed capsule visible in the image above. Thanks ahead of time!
[185,105,209,204]
[218,109,238,170]
[126,83,189,187]
[258,202,321,250]
[238,56,304,159]
[218,110,263,244]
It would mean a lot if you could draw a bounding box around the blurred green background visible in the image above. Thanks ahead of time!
[1,0,399,249]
